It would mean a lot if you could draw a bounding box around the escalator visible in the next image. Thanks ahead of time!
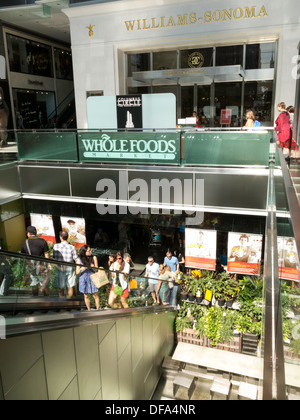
[47,90,76,129]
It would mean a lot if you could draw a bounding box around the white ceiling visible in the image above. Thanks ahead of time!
[0,0,71,44]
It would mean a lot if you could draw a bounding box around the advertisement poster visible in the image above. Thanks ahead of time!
[30,213,56,243]
[185,228,216,270]
[220,109,232,125]
[278,237,300,282]
[116,95,142,130]
[227,232,262,276]
[60,217,86,249]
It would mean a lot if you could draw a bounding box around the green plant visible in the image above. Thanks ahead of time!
[289,288,300,313]
[220,310,236,343]
[224,276,240,301]
[290,338,300,358]
[238,276,263,302]
[175,316,193,333]
[239,300,262,322]
[234,312,261,336]
[201,306,223,346]
[187,275,201,296]
[211,272,228,300]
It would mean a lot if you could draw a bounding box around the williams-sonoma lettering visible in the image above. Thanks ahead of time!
[124,5,268,31]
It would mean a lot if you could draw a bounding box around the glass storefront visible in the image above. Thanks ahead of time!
[13,88,56,129]
[7,34,53,77]
[6,34,73,81]
[127,42,276,126]
[4,32,74,130]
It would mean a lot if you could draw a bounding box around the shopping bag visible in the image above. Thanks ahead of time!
[114,285,124,296]
[90,269,110,289]
[130,278,138,289]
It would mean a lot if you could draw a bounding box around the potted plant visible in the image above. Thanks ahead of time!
[224,275,240,307]
[187,275,199,302]
[176,272,189,301]
[211,274,227,307]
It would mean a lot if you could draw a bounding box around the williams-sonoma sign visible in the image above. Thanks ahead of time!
[124,5,268,32]
[78,132,181,164]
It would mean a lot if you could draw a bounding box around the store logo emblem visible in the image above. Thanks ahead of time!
[0,56,6,79]
[188,52,204,68]
[0,315,6,339]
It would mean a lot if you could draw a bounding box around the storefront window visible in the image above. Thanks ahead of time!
[244,81,273,125]
[13,88,56,129]
[153,50,177,70]
[181,86,194,119]
[216,45,243,66]
[127,53,150,76]
[6,34,53,77]
[214,82,242,126]
[197,85,211,126]
[54,49,73,80]
[180,48,213,69]
[128,86,151,94]
[246,42,276,69]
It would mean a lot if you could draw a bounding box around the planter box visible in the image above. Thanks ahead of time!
[177,328,242,354]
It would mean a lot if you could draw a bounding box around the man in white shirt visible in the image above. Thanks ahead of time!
[145,256,160,305]
[53,231,78,298]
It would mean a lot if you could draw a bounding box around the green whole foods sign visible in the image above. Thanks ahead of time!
[78,132,181,164]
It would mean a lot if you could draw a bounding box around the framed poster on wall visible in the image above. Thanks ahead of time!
[30,213,56,243]
[278,237,300,282]
[60,217,86,249]
[185,228,216,270]
[227,232,262,276]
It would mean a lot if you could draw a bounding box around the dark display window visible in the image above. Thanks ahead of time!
[13,88,56,129]
[54,48,73,80]
[244,81,273,125]
[246,43,276,69]
[127,53,150,77]
[7,34,53,77]
[197,85,211,126]
[214,82,242,126]
[216,45,243,66]
[153,51,177,70]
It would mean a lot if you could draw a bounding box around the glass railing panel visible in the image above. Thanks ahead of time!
[0,250,173,317]
[16,132,78,162]
[261,163,286,400]
[13,128,274,166]
[278,224,300,399]
[182,130,272,166]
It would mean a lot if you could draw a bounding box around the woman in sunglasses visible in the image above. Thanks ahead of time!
[108,251,130,308]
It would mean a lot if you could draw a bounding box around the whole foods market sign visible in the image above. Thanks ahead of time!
[78,132,180,164]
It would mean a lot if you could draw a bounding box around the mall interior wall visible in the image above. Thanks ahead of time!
[0,311,175,400]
